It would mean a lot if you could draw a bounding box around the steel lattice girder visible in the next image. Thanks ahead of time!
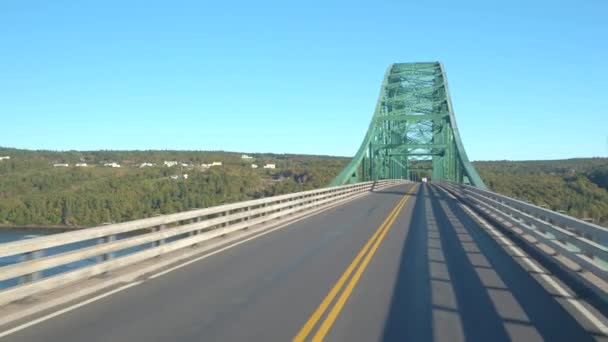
[330,62,486,189]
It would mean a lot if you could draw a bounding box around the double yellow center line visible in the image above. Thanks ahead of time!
[293,184,417,341]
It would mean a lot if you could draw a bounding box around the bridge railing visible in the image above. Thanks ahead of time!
[436,181,608,284]
[0,179,408,306]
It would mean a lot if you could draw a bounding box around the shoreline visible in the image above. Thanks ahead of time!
[0,224,85,231]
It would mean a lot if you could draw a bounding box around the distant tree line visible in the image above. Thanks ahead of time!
[0,148,348,227]
[1,147,606,228]
[474,158,608,226]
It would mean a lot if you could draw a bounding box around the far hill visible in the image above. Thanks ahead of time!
[0,147,606,228]
[474,158,608,226]
[0,148,349,228]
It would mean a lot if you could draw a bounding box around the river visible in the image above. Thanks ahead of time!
[0,228,150,289]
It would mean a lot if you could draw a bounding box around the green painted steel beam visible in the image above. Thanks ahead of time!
[375,143,447,150]
[383,96,443,107]
[408,168,433,172]
[330,62,486,189]
[388,152,444,156]
[375,113,448,122]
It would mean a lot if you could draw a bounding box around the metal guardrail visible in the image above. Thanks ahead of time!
[0,179,408,306]
[436,181,608,282]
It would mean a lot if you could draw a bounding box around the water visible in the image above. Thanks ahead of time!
[0,228,51,243]
[0,228,152,289]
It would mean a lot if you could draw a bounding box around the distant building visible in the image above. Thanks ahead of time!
[139,162,155,168]
[0,156,10,161]
[53,163,69,167]
[180,163,189,167]
[211,161,222,166]
[164,161,178,167]
[75,163,88,167]
[170,175,179,180]
[170,174,188,180]
[201,163,210,169]
[263,163,276,169]
[104,162,121,168]
[183,173,188,179]
[251,164,258,169]
[241,154,253,159]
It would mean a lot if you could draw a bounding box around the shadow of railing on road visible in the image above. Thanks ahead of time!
[428,186,602,341]
[381,185,555,342]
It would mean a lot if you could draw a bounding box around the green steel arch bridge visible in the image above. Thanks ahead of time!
[2,62,608,342]
[330,62,486,189]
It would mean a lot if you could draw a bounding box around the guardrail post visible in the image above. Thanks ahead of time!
[97,235,116,262]
[195,216,203,234]
[19,250,44,284]
[244,207,251,223]
[154,224,166,247]
[187,218,196,237]
[222,211,228,227]
[188,209,200,237]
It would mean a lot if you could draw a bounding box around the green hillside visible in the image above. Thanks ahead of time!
[0,148,348,227]
[1,147,606,228]
[474,158,608,226]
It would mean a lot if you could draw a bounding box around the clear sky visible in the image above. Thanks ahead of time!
[0,0,606,160]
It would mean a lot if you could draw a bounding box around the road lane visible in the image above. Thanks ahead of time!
[294,185,417,341]
[325,184,600,342]
[2,183,604,342]
[1,184,415,342]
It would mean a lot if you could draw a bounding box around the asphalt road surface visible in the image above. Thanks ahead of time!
[2,183,604,341]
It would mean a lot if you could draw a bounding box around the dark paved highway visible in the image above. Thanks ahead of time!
[3,183,606,341]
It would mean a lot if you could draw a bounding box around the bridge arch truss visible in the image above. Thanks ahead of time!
[331,62,486,189]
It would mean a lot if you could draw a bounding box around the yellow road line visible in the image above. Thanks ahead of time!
[293,184,417,342]
[312,187,414,341]
[292,193,407,342]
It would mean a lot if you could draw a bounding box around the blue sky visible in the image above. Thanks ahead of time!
[0,0,606,160]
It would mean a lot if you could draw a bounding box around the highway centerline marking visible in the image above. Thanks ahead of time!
[292,189,409,341]
[0,185,388,340]
[293,184,416,342]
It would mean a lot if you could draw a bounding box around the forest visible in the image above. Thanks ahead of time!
[474,158,608,226]
[0,148,348,227]
[0,147,606,228]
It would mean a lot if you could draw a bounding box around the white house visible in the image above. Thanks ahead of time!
[241,154,253,159]
[0,156,10,161]
[164,161,178,167]
[263,163,276,169]
[53,163,69,167]
[139,162,155,168]
[183,173,189,179]
[180,163,190,167]
[75,163,88,167]
[170,175,179,180]
[104,162,121,168]
[202,161,222,168]
[251,164,258,169]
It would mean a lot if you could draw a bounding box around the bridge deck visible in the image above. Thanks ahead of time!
[3,184,605,341]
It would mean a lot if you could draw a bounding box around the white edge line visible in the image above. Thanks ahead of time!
[149,209,323,279]
[0,183,406,339]
[447,186,608,335]
[0,281,142,339]
[150,183,408,279]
